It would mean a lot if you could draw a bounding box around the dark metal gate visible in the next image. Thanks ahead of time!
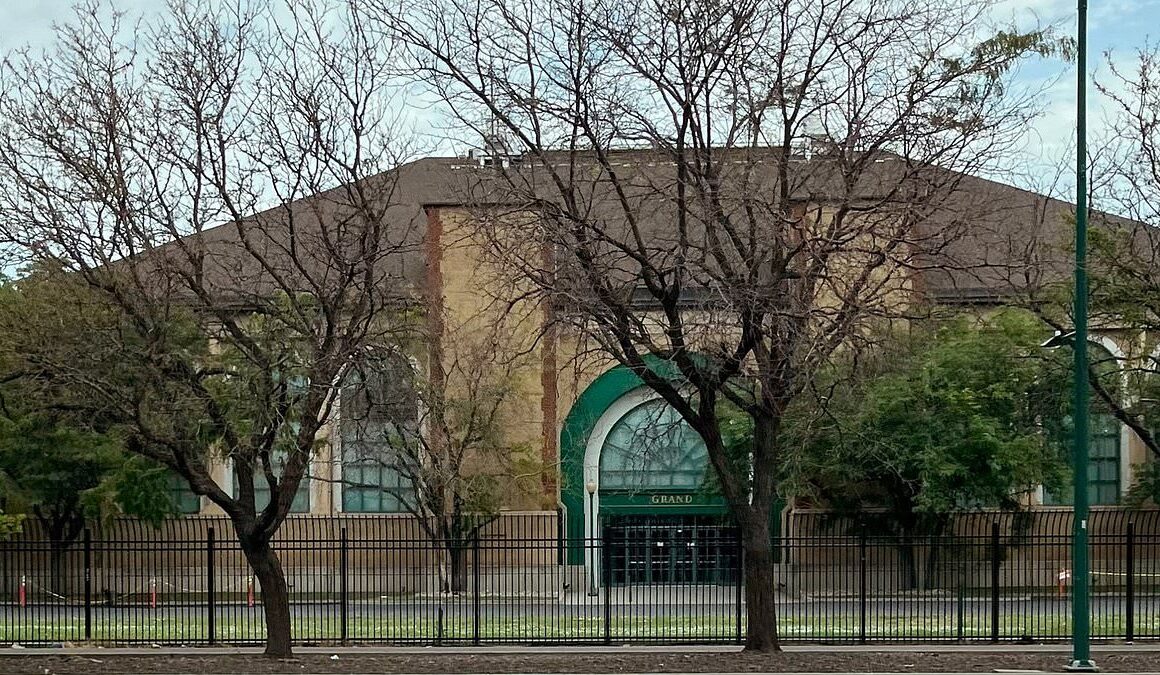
[603,515,739,585]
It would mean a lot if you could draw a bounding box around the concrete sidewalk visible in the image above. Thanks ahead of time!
[2,643,1158,656]
[33,673,1159,675]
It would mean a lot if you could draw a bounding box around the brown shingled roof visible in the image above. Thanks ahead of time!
[134,148,1138,307]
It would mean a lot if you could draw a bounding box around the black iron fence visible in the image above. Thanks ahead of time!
[1,510,1159,645]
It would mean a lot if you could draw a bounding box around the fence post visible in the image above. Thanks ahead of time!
[556,507,565,566]
[83,528,92,643]
[472,536,481,646]
[735,529,743,645]
[990,520,1000,643]
[859,526,867,645]
[340,527,349,645]
[602,531,611,645]
[956,568,965,643]
[1126,520,1135,643]
[207,527,215,646]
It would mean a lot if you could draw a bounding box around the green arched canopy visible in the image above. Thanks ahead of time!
[559,358,786,566]
[561,359,672,550]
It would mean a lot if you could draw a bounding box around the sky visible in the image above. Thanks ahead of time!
[0,0,1157,195]
[991,0,1160,193]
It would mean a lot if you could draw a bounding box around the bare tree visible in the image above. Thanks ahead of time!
[0,0,417,656]
[375,0,1063,650]
[1099,46,1160,236]
[339,326,533,593]
[1090,45,1160,470]
[1017,44,1160,500]
[997,44,1160,502]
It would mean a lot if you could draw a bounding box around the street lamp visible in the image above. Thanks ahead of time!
[586,480,598,597]
[1041,329,1096,671]
[1041,330,1076,349]
[1066,0,1097,671]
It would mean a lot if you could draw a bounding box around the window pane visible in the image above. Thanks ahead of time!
[1043,413,1120,506]
[233,456,311,513]
[167,473,201,514]
[340,355,417,513]
[600,398,708,491]
[342,460,413,513]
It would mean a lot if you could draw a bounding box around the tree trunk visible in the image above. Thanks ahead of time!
[920,518,949,591]
[41,512,82,598]
[922,537,942,591]
[49,542,66,598]
[449,544,469,594]
[898,537,919,591]
[742,517,780,652]
[241,538,293,657]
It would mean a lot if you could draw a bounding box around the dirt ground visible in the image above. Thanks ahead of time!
[1,649,1159,674]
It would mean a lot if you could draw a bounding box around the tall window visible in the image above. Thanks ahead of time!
[1088,414,1123,504]
[1044,342,1123,506]
[1044,413,1121,506]
[600,397,709,490]
[340,354,418,512]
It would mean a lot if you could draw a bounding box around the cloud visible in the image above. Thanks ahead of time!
[0,0,1151,198]
[991,0,1074,27]
[0,0,162,51]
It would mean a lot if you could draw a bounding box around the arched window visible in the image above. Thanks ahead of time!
[599,397,709,490]
[339,353,417,512]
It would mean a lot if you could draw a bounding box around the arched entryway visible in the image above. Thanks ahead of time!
[560,361,775,588]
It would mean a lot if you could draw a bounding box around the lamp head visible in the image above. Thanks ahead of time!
[585,480,597,495]
[1041,330,1077,349]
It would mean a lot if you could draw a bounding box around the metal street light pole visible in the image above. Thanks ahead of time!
[1067,0,1096,671]
[586,481,598,597]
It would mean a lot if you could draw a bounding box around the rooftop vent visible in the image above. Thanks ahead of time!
[468,131,524,168]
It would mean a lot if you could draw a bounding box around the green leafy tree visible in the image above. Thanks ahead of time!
[0,416,174,593]
[785,311,1070,588]
[0,510,22,537]
[0,270,179,592]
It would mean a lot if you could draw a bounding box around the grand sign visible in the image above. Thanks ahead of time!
[598,490,725,512]
[649,494,695,505]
